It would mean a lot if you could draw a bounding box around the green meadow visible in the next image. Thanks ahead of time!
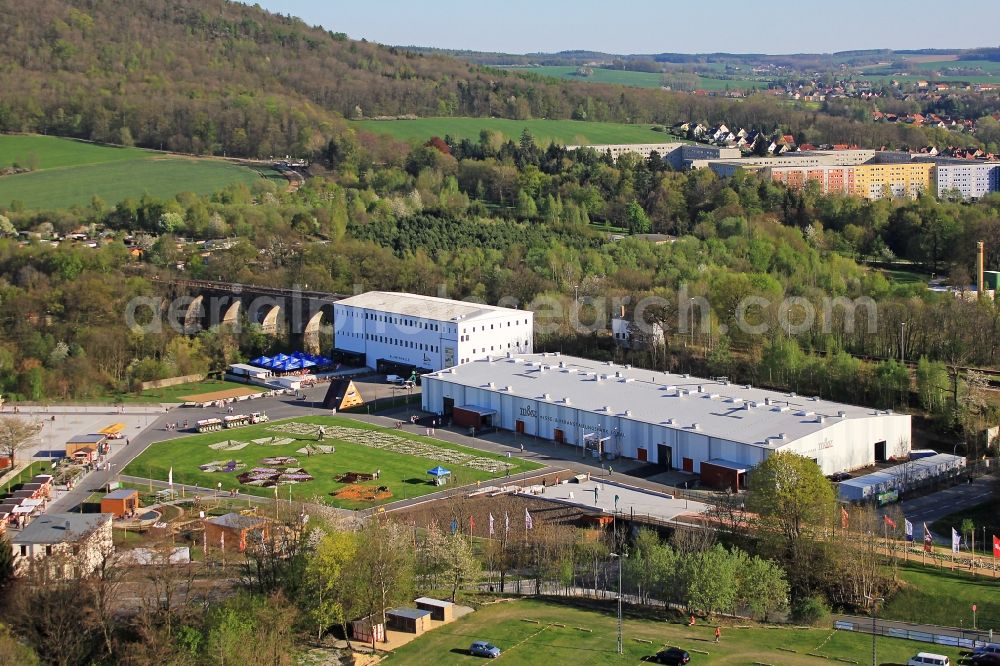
[354,117,672,145]
[510,65,767,91]
[0,134,281,210]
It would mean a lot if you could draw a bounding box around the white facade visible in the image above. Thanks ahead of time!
[931,161,1000,200]
[422,353,911,477]
[333,292,533,373]
[611,317,664,350]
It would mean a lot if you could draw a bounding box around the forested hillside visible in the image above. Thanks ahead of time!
[0,0,967,157]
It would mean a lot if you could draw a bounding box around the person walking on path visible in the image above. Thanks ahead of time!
[714,626,721,643]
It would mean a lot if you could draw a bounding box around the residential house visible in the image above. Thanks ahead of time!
[10,513,114,577]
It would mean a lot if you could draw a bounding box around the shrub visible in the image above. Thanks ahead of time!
[790,594,830,626]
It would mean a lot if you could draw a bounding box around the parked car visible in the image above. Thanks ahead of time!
[970,654,1000,665]
[469,641,501,658]
[907,653,950,666]
[827,472,853,482]
[654,647,691,665]
[973,644,1000,656]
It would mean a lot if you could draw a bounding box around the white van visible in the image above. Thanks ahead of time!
[907,653,949,666]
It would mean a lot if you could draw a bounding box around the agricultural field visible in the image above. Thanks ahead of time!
[384,597,963,665]
[0,134,151,169]
[354,117,672,146]
[509,65,768,91]
[910,59,1000,73]
[0,134,282,210]
[123,416,541,509]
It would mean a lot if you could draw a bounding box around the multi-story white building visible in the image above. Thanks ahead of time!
[564,143,740,167]
[926,159,1000,200]
[333,292,533,374]
[422,353,911,489]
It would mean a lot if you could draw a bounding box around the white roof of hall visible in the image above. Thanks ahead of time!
[335,292,526,322]
[428,353,901,449]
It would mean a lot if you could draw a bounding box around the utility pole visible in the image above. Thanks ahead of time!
[611,551,623,655]
[865,595,884,666]
[900,322,906,362]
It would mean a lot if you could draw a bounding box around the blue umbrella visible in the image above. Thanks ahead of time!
[250,356,271,367]
[427,466,451,477]
[273,353,290,362]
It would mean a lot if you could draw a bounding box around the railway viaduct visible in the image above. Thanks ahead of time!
[156,278,349,353]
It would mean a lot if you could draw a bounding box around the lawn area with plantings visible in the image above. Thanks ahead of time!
[384,597,963,665]
[123,416,542,509]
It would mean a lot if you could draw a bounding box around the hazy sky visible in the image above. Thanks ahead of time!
[246,1,999,54]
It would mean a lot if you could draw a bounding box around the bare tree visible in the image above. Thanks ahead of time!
[0,417,42,469]
[346,518,414,650]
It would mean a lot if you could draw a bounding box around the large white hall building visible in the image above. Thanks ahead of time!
[333,292,533,374]
[421,353,911,489]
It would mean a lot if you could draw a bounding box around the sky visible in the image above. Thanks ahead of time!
[246,0,999,55]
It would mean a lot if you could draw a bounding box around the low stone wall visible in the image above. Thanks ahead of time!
[139,374,206,391]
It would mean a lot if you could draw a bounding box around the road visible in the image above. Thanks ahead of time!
[881,482,995,543]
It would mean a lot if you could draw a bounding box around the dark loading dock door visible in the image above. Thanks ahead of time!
[657,444,672,468]
[442,397,454,416]
[874,440,887,463]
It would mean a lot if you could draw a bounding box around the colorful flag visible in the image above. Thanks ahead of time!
[168,466,173,488]
[884,515,896,530]
[993,535,1000,558]
[923,523,933,552]
[952,528,961,553]
[840,507,849,529]
[525,508,534,530]
[489,513,495,537]
[904,519,913,542]
[469,515,476,533]
[504,511,510,534]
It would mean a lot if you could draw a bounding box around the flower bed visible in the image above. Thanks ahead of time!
[268,422,514,474]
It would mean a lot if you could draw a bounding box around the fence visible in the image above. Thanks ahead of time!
[834,616,994,650]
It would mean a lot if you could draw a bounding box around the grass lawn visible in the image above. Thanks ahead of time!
[1,461,54,496]
[123,416,541,510]
[124,379,255,404]
[882,269,927,285]
[353,117,673,146]
[509,65,768,91]
[882,562,998,632]
[384,597,962,665]
[0,134,153,170]
[0,156,279,210]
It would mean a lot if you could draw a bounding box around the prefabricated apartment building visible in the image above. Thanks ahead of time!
[421,353,912,490]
